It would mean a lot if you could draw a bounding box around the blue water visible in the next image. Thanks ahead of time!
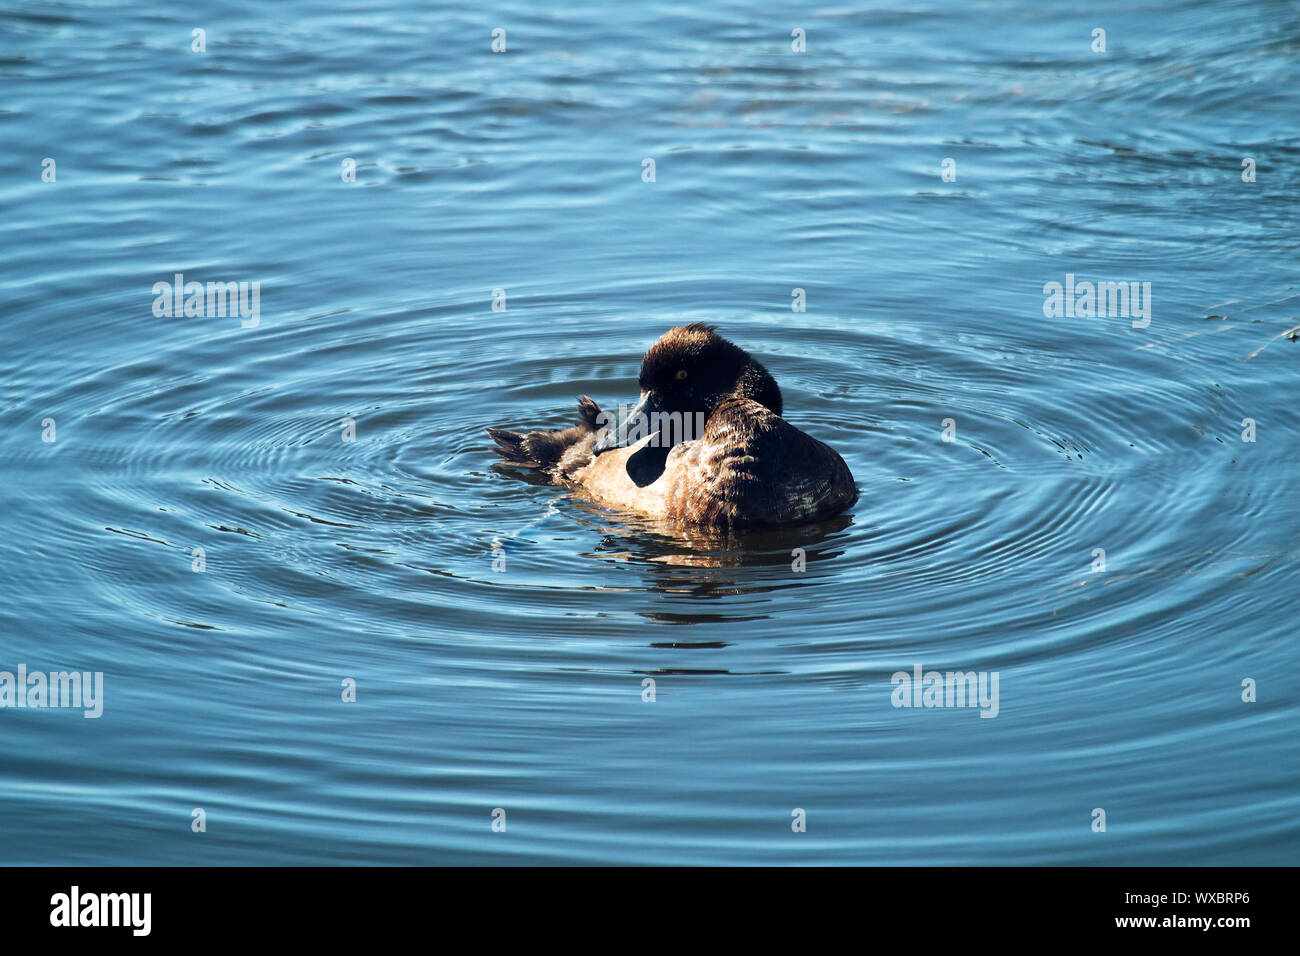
[2,0,1297,865]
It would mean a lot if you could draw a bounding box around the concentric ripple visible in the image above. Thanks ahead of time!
[1,0,1297,864]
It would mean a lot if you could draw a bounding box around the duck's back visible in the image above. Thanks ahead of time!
[658,398,857,528]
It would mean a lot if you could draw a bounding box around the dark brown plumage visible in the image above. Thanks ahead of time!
[487,325,857,529]
[486,396,601,469]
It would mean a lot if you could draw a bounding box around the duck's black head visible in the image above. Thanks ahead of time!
[594,324,782,454]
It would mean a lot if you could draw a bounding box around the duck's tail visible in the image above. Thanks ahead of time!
[487,396,604,469]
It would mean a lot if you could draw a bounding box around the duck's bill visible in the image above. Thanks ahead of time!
[593,391,658,455]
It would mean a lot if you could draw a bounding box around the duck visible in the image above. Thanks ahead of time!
[487,324,857,529]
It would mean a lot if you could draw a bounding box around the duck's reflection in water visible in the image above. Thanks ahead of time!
[573,497,854,592]
[493,469,857,677]
[595,511,856,672]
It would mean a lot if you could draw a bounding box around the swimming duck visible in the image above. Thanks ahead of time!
[488,324,857,529]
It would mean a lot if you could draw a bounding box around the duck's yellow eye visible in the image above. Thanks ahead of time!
[675,369,688,380]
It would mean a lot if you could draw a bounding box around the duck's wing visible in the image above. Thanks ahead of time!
[663,397,858,527]
[487,396,603,470]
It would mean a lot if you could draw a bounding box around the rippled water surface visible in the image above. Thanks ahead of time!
[2,0,1298,864]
